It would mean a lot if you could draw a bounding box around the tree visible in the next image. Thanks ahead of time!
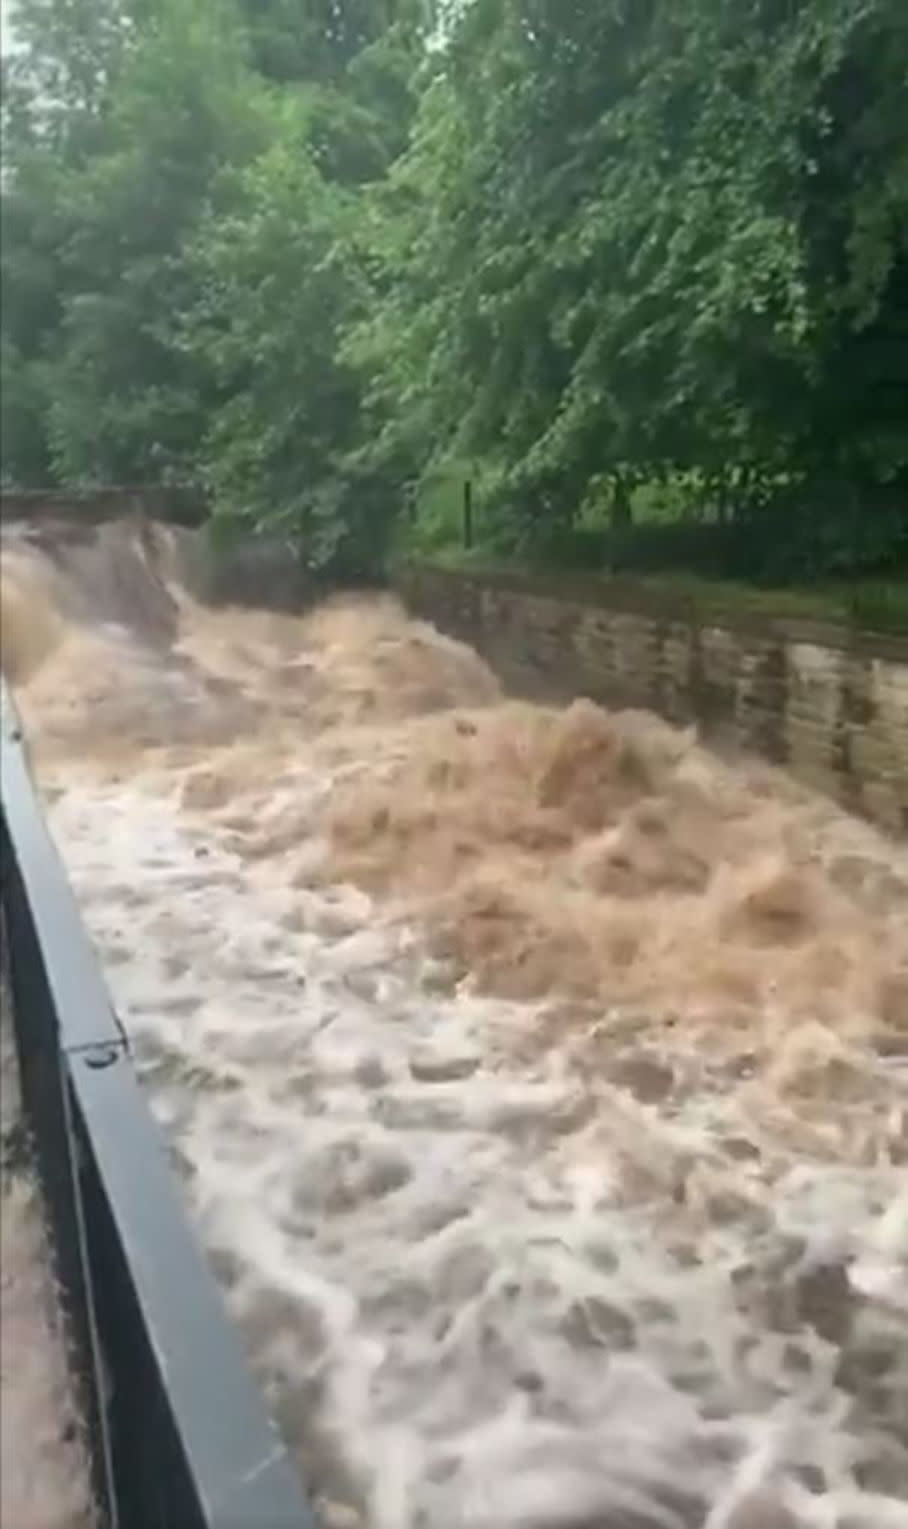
[3,0,271,484]
[358,0,908,569]
[181,121,365,559]
[2,0,905,579]
[174,7,424,571]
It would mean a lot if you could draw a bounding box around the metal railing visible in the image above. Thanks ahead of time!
[0,679,316,1529]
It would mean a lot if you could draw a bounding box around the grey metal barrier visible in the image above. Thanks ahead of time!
[0,679,316,1529]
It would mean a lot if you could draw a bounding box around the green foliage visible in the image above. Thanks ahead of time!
[2,0,271,484]
[181,123,366,564]
[2,0,906,581]
[365,0,908,575]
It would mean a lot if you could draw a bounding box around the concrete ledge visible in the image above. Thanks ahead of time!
[0,486,205,528]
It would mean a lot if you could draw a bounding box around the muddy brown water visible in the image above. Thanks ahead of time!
[2,518,907,1528]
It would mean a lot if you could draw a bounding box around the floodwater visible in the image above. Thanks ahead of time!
[2,518,907,1529]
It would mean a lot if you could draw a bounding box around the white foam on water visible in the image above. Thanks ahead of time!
[3,521,907,1527]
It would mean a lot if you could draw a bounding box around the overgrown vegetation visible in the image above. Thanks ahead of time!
[2,0,907,584]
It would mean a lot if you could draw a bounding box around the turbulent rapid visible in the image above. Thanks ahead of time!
[2,516,907,1529]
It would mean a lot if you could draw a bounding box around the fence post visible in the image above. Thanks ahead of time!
[463,478,473,550]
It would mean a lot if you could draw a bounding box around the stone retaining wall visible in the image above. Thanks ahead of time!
[397,564,908,834]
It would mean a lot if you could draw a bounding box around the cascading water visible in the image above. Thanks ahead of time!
[2,517,906,1529]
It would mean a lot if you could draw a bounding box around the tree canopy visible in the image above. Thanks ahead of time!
[2,0,906,578]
